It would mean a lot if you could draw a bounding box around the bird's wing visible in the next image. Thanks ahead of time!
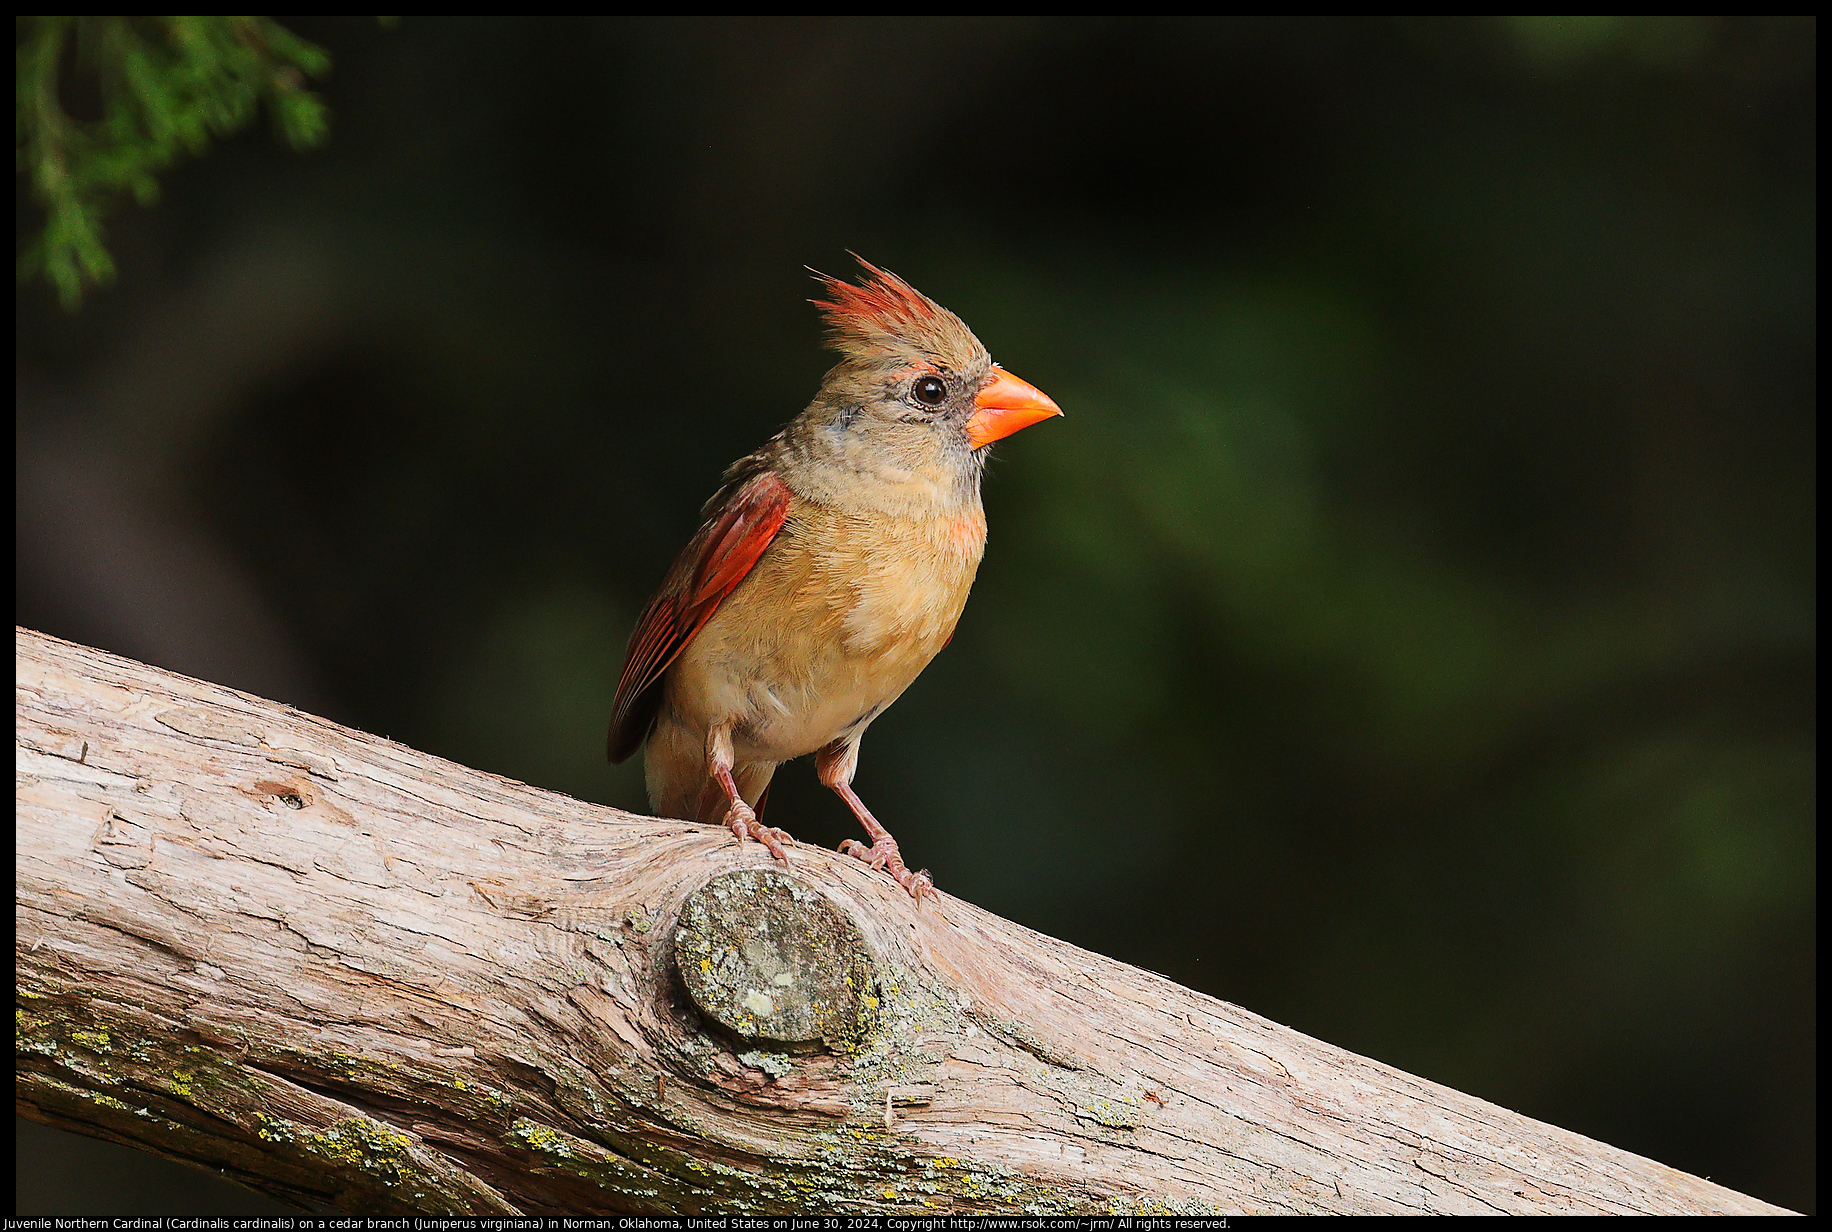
[607,469,794,763]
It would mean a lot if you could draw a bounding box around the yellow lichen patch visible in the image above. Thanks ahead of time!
[306,1117,416,1182]
[28,1076,128,1116]
[509,1118,574,1159]
[171,1070,195,1098]
[71,1028,112,1051]
[453,1078,467,1091]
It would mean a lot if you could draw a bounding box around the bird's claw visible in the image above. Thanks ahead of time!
[906,868,935,905]
[838,837,889,871]
[726,803,792,865]
[840,838,933,901]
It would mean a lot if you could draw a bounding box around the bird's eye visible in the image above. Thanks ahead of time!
[911,375,947,407]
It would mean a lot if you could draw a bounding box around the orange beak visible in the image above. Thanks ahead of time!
[965,366,1063,449]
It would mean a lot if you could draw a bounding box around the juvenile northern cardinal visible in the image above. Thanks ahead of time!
[607,258,1061,898]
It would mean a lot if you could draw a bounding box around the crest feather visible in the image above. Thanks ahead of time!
[810,254,962,360]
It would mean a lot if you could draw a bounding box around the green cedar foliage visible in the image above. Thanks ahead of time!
[16,16,331,309]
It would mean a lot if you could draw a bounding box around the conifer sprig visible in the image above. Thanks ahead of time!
[16,16,331,309]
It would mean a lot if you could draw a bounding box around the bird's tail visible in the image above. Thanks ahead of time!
[643,715,776,822]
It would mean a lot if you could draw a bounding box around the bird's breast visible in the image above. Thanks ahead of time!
[668,502,986,761]
[833,507,986,654]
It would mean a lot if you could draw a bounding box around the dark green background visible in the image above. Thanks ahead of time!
[15,17,1815,1214]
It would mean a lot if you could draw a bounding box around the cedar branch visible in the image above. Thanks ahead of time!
[14,626,1794,1215]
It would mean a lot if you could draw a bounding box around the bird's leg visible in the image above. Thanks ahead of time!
[706,725,792,864]
[816,738,933,900]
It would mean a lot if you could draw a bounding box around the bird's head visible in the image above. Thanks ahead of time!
[790,257,1061,507]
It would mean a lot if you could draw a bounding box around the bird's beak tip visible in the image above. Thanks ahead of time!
[966,367,1063,448]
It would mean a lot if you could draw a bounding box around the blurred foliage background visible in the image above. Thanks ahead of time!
[14,16,1814,1214]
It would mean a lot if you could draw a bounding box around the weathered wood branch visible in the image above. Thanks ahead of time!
[14,626,1792,1215]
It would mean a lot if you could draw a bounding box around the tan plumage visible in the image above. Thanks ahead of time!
[609,258,1060,897]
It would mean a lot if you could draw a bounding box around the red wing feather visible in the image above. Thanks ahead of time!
[606,470,793,763]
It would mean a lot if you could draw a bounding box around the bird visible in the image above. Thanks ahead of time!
[607,257,1061,899]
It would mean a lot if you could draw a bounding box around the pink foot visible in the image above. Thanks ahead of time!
[839,838,934,901]
[726,802,792,865]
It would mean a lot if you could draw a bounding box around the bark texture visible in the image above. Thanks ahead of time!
[15,626,1793,1215]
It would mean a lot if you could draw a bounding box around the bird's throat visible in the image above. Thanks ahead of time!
[784,422,983,520]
